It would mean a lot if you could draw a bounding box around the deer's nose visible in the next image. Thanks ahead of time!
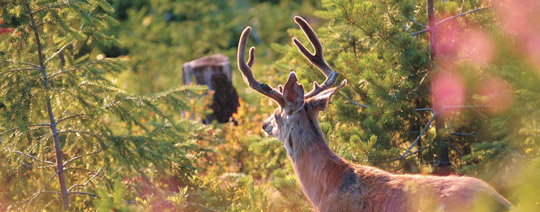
[262,123,270,131]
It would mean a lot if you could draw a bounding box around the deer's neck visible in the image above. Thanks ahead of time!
[288,135,350,206]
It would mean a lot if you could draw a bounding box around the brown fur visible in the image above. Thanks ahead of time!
[261,98,512,212]
[264,103,512,212]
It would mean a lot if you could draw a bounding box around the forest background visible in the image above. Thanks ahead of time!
[1,0,540,211]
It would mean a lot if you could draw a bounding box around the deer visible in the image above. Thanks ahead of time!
[237,16,512,212]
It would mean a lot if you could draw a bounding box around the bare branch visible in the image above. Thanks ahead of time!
[45,43,71,64]
[401,147,427,159]
[102,100,119,109]
[41,191,61,195]
[34,123,51,127]
[63,150,103,167]
[68,191,99,198]
[57,129,103,138]
[401,112,437,159]
[25,171,58,209]
[472,108,489,119]
[451,132,476,136]
[56,113,84,125]
[1,68,42,74]
[410,6,491,36]
[0,128,17,136]
[68,168,102,191]
[406,16,427,28]
[0,124,50,136]
[437,6,491,26]
[42,196,61,211]
[5,148,55,165]
[448,140,463,157]
[415,108,433,111]
[410,28,429,36]
[441,105,489,110]
[64,167,112,184]
[339,93,370,108]
[1,59,40,68]
[412,69,430,94]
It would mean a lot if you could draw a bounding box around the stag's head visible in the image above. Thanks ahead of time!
[237,17,346,149]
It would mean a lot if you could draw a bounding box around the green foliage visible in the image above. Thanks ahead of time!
[275,0,431,168]
[273,0,540,208]
[112,0,319,94]
[95,180,138,212]
[1,0,208,211]
[1,0,540,211]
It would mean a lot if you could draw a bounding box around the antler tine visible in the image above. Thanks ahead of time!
[293,16,341,98]
[238,27,285,106]
[247,46,255,67]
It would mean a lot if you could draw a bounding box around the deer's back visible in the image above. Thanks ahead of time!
[318,165,511,212]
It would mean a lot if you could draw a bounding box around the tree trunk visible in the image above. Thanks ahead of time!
[183,54,240,124]
[23,1,69,210]
[427,0,453,176]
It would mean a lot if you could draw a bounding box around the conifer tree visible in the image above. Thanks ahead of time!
[275,0,431,169]
[274,0,531,176]
[1,1,207,210]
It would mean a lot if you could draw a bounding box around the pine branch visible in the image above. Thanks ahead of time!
[338,2,368,33]
[49,60,98,78]
[401,112,436,159]
[33,1,81,14]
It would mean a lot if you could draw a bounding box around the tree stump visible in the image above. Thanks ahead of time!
[182,54,239,124]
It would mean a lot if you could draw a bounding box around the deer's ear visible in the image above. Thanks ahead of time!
[307,80,346,112]
[282,72,304,114]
